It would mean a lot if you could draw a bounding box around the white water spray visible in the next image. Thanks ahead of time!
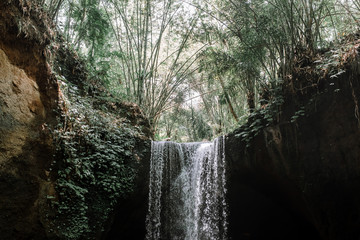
[146,137,228,240]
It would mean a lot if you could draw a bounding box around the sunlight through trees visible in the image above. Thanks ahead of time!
[38,0,360,141]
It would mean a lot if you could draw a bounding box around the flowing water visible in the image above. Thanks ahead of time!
[145,137,228,240]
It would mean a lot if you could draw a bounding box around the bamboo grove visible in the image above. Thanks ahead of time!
[37,0,360,141]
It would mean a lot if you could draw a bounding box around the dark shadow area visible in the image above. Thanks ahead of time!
[228,170,322,240]
[105,194,148,240]
[104,140,151,240]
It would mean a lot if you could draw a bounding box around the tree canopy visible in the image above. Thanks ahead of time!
[39,0,360,141]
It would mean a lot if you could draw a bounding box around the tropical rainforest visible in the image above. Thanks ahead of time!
[35,0,360,141]
[1,0,360,239]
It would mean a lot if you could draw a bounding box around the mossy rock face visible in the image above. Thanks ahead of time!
[0,1,152,239]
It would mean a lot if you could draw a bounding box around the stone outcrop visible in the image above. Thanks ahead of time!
[226,43,360,239]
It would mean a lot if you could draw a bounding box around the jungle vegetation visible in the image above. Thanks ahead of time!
[37,0,360,141]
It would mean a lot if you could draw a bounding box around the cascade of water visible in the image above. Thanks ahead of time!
[146,137,227,240]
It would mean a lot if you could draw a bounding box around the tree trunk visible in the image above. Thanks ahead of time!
[247,91,255,113]
[218,75,239,122]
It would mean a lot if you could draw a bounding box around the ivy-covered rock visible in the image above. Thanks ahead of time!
[44,40,152,238]
[0,1,151,239]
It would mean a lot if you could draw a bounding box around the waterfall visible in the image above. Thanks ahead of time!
[145,137,228,240]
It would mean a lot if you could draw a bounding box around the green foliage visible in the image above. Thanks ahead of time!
[45,0,360,142]
[157,105,213,142]
[291,107,306,123]
[235,83,284,147]
[49,78,141,239]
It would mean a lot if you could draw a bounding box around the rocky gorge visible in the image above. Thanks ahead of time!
[1,1,360,240]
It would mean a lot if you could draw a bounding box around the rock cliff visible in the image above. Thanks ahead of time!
[0,1,58,238]
[226,39,360,239]
[0,1,151,239]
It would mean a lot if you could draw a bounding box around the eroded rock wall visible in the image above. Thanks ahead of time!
[0,1,57,238]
